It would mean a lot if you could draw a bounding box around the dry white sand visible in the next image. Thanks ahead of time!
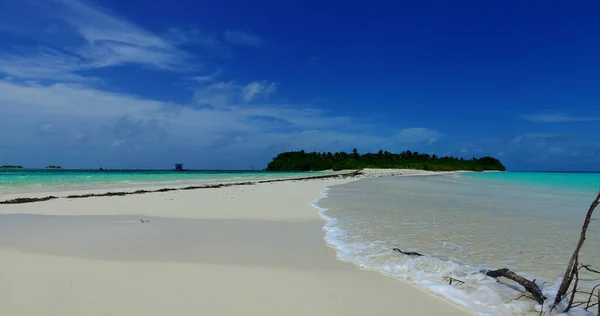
[0,170,470,316]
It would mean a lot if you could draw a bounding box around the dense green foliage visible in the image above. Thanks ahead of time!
[45,166,62,169]
[0,165,23,169]
[266,149,506,172]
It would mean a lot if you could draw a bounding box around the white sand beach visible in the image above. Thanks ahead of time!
[0,170,470,316]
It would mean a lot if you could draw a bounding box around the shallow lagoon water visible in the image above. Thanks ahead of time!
[0,169,326,193]
[317,173,600,315]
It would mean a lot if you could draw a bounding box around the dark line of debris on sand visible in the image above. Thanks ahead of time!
[0,170,363,205]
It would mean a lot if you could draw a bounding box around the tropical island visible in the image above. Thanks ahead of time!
[45,166,62,169]
[0,165,23,169]
[266,149,506,172]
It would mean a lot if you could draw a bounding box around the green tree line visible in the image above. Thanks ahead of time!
[266,149,506,172]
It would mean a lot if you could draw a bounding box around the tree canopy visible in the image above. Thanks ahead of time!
[266,149,506,172]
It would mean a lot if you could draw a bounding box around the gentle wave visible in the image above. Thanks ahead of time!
[312,176,598,315]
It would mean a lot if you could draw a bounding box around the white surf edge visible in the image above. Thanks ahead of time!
[308,186,478,313]
[309,183,586,316]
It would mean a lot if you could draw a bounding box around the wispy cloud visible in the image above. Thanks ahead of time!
[225,30,263,46]
[164,26,221,48]
[193,80,277,107]
[192,81,240,109]
[0,0,214,81]
[241,81,276,102]
[523,113,600,123]
[188,69,223,83]
[395,128,441,145]
[508,133,565,144]
[0,48,90,82]
[0,79,373,157]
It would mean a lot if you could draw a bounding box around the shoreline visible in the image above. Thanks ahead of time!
[0,168,460,204]
[0,169,471,316]
[0,170,360,204]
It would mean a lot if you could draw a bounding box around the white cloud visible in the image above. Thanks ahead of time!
[189,69,223,83]
[225,30,263,46]
[509,133,563,145]
[58,0,170,48]
[523,113,600,123]
[242,81,276,102]
[0,79,373,158]
[0,48,90,82]
[164,27,221,48]
[111,140,126,147]
[192,81,240,108]
[193,80,277,107]
[0,0,211,81]
[396,128,441,145]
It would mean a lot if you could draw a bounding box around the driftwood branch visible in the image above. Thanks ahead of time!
[392,249,546,304]
[393,191,600,314]
[392,248,423,256]
[553,190,600,309]
[483,269,546,304]
[567,260,580,311]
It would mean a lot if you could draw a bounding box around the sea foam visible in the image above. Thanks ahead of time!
[311,176,598,316]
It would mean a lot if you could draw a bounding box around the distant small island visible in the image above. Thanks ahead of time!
[266,149,506,172]
[45,166,62,169]
[1,165,23,169]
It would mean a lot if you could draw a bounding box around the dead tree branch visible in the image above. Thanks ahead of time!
[566,259,580,312]
[483,268,546,304]
[553,190,600,309]
[392,250,546,304]
[392,248,423,256]
[392,191,600,313]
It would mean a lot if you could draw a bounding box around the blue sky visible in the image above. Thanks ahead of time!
[0,0,599,171]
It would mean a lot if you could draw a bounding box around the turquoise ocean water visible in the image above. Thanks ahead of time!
[316,171,600,315]
[464,171,600,193]
[0,169,325,194]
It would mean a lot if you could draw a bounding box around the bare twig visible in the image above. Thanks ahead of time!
[514,294,535,301]
[585,285,600,310]
[581,265,600,275]
[442,276,465,285]
[570,301,589,308]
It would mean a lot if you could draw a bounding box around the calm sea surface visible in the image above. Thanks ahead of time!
[317,172,600,315]
[0,169,325,194]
